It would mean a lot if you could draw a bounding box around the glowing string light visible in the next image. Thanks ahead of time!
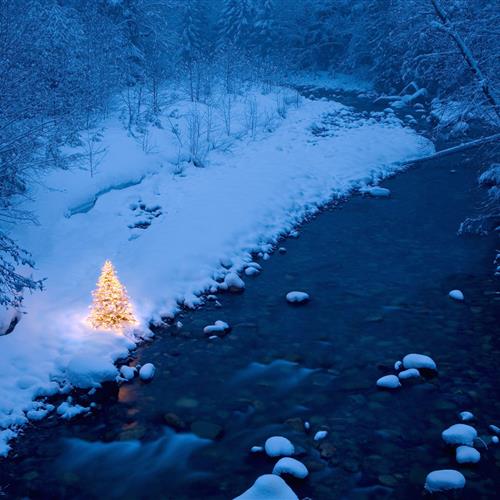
[87,260,138,331]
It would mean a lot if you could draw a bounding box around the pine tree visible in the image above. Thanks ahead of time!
[218,0,252,49]
[87,260,138,330]
[254,0,274,55]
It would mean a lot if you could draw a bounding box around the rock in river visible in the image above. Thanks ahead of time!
[265,436,295,457]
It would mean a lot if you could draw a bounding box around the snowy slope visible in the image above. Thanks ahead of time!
[0,89,434,455]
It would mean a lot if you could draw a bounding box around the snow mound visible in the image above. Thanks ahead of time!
[139,363,156,381]
[234,474,298,500]
[424,470,466,492]
[442,424,477,446]
[264,436,295,457]
[449,289,464,301]
[285,291,310,304]
[57,400,90,420]
[402,353,437,371]
[272,457,309,479]
[376,375,401,389]
[456,445,480,464]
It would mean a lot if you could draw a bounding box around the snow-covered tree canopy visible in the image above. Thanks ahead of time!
[0,0,498,306]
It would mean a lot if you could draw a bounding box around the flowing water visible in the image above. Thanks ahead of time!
[1,91,499,499]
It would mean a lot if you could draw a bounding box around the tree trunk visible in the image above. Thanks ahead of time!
[402,133,500,166]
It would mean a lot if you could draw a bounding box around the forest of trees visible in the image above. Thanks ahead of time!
[1,0,499,306]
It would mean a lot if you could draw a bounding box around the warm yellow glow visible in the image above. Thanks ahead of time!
[87,260,138,331]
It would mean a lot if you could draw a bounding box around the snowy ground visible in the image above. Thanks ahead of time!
[0,82,434,455]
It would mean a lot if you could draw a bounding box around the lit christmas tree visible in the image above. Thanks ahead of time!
[87,260,138,331]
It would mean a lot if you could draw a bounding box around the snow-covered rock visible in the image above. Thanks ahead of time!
[26,403,55,421]
[459,411,474,422]
[449,289,464,301]
[285,291,310,304]
[398,368,420,380]
[304,421,310,431]
[314,430,328,441]
[394,360,402,370]
[264,436,295,457]
[234,474,298,500]
[250,446,263,453]
[120,365,136,381]
[402,353,437,371]
[139,363,156,381]
[365,186,391,198]
[442,424,477,446]
[376,374,401,389]
[245,266,260,277]
[492,436,499,444]
[489,424,500,435]
[203,320,230,335]
[272,457,309,479]
[57,400,90,420]
[225,273,245,292]
[424,470,466,493]
[456,445,480,464]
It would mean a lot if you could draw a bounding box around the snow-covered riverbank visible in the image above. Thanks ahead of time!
[0,85,433,455]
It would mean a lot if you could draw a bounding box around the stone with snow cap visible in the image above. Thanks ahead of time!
[459,411,474,422]
[203,320,230,335]
[365,186,391,197]
[424,470,466,493]
[139,363,156,381]
[234,474,298,500]
[120,365,136,381]
[456,445,480,464]
[398,368,420,380]
[225,272,245,292]
[402,353,437,371]
[376,374,401,389]
[442,424,477,446]
[264,436,295,457]
[286,291,310,304]
[449,289,464,301]
[273,457,309,479]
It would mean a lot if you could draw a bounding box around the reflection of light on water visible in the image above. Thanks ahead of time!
[118,383,137,403]
[55,429,210,498]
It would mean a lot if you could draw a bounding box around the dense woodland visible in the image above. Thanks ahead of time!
[1,0,499,306]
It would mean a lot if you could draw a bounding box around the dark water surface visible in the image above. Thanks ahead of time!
[1,97,499,499]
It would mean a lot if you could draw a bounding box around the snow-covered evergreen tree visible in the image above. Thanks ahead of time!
[254,0,274,55]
